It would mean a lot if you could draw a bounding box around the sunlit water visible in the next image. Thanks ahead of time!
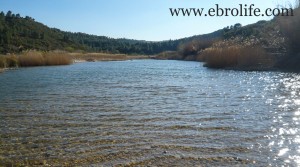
[1,60,300,166]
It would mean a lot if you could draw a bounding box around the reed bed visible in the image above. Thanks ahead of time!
[70,52,128,62]
[0,51,148,71]
[155,51,182,60]
[44,52,72,66]
[199,45,274,70]
[0,54,19,68]
[18,51,72,67]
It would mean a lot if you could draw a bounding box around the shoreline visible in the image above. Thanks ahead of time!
[0,55,150,73]
[73,55,150,63]
[2,53,297,73]
[1,58,297,73]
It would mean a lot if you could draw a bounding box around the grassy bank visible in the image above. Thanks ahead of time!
[153,1,300,71]
[0,51,72,68]
[154,41,276,71]
[0,51,149,71]
[69,52,148,62]
[18,51,72,67]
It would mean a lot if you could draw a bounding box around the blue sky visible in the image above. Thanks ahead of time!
[0,0,292,41]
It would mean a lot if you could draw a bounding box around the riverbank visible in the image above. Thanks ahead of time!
[70,52,149,62]
[0,51,150,71]
[153,5,300,72]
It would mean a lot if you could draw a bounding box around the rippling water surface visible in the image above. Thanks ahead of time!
[1,60,300,166]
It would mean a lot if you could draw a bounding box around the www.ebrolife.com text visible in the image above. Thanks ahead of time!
[170,4,294,17]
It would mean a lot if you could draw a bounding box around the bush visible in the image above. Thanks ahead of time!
[278,6,300,53]
[178,39,216,57]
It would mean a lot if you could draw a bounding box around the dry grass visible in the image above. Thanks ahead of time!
[18,51,72,67]
[200,45,275,70]
[1,51,148,70]
[18,51,45,67]
[70,52,127,61]
[70,52,148,62]
[155,51,182,60]
[201,46,240,68]
[0,55,19,68]
[44,52,72,65]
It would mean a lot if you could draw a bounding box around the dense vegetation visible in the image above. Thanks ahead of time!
[0,11,177,54]
[276,4,300,71]
[0,11,81,53]
[0,10,226,55]
[1,2,300,71]
[163,2,300,71]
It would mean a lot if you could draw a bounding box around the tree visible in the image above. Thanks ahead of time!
[234,23,242,29]
[223,26,230,33]
[6,11,12,17]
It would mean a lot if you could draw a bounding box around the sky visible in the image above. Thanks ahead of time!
[0,0,293,41]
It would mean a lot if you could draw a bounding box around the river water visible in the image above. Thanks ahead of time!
[1,60,300,166]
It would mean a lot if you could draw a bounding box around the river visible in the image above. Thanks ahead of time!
[1,60,300,166]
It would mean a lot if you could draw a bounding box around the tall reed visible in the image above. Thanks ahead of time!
[200,45,274,69]
[18,51,45,67]
[18,51,72,67]
[44,52,72,66]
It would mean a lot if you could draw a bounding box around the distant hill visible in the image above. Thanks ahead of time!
[156,5,300,71]
[0,11,223,55]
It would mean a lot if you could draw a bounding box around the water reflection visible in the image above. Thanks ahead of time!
[267,73,300,166]
[0,60,300,166]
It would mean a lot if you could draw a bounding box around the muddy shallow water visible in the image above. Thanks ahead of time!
[1,60,300,166]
